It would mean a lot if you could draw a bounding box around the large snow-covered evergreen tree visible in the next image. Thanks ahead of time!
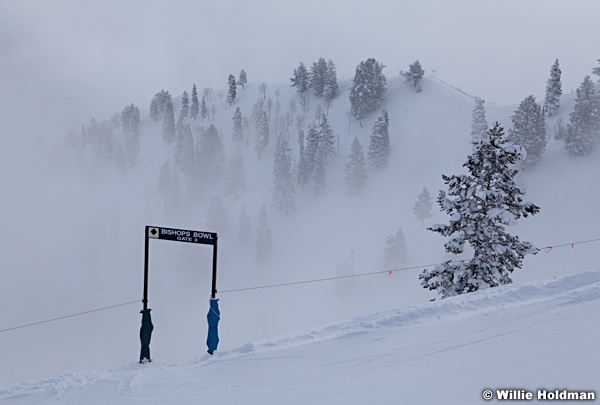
[412,187,434,226]
[121,103,140,168]
[349,58,386,125]
[304,125,320,178]
[420,123,540,299]
[200,95,208,121]
[272,135,296,215]
[296,128,311,192]
[190,84,200,121]
[565,75,600,155]
[150,89,171,121]
[368,109,390,170]
[402,60,425,92]
[309,57,328,97]
[290,62,310,98]
[238,69,247,90]
[344,136,368,196]
[198,124,225,183]
[319,114,337,162]
[543,58,562,116]
[255,111,270,159]
[323,59,339,101]
[227,74,237,105]
[232,107,244,146]
[174,122,194,177]
[507,95,546,167]
[470,98,488,142]
[161,98,176,144]
[179,91,190,122]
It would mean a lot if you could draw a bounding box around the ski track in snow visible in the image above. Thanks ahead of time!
[1,269,599,404]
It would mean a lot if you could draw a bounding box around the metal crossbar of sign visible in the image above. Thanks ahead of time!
[140,226,220,363]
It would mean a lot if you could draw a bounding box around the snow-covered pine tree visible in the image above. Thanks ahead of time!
[471,98,488,142]
[312,144,326,197]
[297,128,311,192]
[544,58,562,116]
[232,107,244,146]
[190,84,200,121]
[403,60,425,92]
[344,136,368,196]
[237,205,252,247]
[224,146,247,199]
[323,59,339,101]
[255,111,270,159]
[200,95,208,121]
[507,95,546,167]
[383,227,407,269]
[565,75,600,155]
[150,90,171,121]
[150,97,160,122]
[319,114,337,162]
[227,74,237,105]
[412,187,434,226]
[349,58,387,126]
[369,109,391,170]
[162,98,176,144]
[420,123,540,299]
[310,57,328,97]
[180,91,190,122]
[121,103,140,168]
[238,69,247,90]
[256,205,272,264]
[272,135,296,215]
[198,124,225,183]
[304,124,320,174]
[290,62,310,98]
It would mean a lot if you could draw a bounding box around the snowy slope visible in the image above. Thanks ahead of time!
[2,73,600,389]
[1,270,599,404]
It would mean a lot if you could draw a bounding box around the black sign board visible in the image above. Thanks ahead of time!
[147,226,217,245]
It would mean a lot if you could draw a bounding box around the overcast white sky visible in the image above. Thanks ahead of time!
[2,0,600,138]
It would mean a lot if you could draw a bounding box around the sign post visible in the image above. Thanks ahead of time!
[140,226,219,363]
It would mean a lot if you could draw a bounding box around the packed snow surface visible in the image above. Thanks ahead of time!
[1,270,598,404]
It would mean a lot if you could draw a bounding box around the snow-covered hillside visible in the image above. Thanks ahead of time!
[2,270,599,404]
[2,73,600,392]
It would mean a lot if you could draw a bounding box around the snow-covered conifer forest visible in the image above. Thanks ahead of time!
[1,2,600,403]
